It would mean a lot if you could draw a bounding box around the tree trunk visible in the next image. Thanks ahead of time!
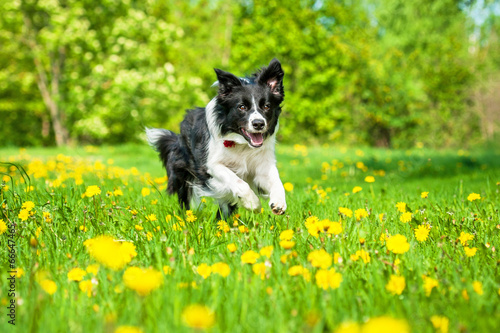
[23,14,69,146]
[33,57,68,147]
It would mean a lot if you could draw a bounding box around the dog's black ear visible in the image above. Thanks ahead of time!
[257,58,284,96]
[214,68,242,97]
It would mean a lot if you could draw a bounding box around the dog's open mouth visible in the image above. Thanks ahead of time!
[241,128,264,147]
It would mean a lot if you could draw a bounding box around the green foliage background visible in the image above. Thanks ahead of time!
[1,0,499,148]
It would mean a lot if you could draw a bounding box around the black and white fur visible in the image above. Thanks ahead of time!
[146,58,287,217]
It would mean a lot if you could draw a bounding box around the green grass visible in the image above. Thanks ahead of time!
[0,144,499,332]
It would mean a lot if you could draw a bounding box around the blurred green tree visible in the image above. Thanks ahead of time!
[0,0,498,148]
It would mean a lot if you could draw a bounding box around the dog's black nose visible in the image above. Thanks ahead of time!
[252,119,265,131]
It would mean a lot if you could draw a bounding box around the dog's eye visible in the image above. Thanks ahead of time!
[238,104,247,111]
[263,104,271,111]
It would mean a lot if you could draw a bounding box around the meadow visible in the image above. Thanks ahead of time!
[0,144,499,332]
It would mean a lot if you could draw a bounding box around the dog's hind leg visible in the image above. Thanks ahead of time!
[167,170,191,210]
[177,184,191,210]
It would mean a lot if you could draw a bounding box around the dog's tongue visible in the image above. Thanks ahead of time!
[249,132,264,146]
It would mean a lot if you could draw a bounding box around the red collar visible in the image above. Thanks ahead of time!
[223,140,236,148]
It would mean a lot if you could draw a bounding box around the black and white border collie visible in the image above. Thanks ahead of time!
[146,58,287,218]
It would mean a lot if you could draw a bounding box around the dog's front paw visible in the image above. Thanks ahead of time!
[269,199,286,215]
[240,190,261,213]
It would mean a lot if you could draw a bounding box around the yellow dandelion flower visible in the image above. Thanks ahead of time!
[227,243,237,253]
[458,232,474,246]
[305,215,319,227]
[85,185,101,198]
[134,225,143,231]
[400,212,412,223]
[327,221,343,235]
[364,176,375,183]
[378,213,385,222]
[18,209,30,221]
[238,225,249,233]
[196,263,212,279]
[288,265,306,277]
[259,246,274,259]
[79,280,94,297]
[386,234,410,254]
[279,229,294,241]
[307,249,332,269]
[338,207,353,218]
[182,304,215,329]
[462,289,469,301]
[283,182,294,192]
[211,262,230,277]
[22,201,35,212]
[280,254,289,264]
[305,218,323,237]
[39,279,57,295]
[414,225,430,242]
[379,232,389,245]
[186,210,197,223]
[423,276,439,297]
[141,187,151,197]
[472,281,483,295]
[0,219,7,235]
[84,236,137,270]
[113,188,123,196]
[363,316,410,333]
[386,275,406,295]
[123,267,163,296]
[145,214,157,222]
[15,268,25,278]
[42,212,52,223]
[86,264,99,276]
[396,202,406,213]
[354,208,368,221]
[252,263,267,280]
[430,315,449,333]
[217,220,230,233]
[279,240,296,249]
[67,268,87,282]
[467,193,481,201]
[163,266,173,275]
[354,249,370,264]
[464,246,477,257]
[315,268,342,290]
[421,192,429,198]
[352,186,362,194]
[241,250,260,264]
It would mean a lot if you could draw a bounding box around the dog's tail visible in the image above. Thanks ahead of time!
[145,127,179,168]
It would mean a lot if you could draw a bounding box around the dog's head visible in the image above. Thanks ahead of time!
[213,58,284,148]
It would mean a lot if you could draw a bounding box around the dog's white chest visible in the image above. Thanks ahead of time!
[218,145,258,179]
[207,138,276,181]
